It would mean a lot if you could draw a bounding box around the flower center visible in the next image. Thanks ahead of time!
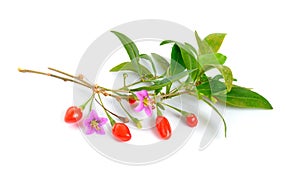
[90,120,100,130]
[143,97,149,106]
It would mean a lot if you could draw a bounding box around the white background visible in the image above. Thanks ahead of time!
[1,0,300,180]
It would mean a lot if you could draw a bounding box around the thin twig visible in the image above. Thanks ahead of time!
[48,67,94,88]
[18,68,90,88]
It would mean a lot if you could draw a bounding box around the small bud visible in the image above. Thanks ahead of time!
[17,67,24,72]
[136,121,142,129]
[93,84,101,93]
[78,74,84,80]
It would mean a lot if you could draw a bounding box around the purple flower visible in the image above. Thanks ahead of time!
[83,110,108,135]
[134,90,153,117]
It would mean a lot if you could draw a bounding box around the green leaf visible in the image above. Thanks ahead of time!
[160,40,176,46]
[161,40,199,80]
[111,31,142,76]
[197,53,227,66]
[170,44,186,76]
[216,65,233,92]
[204,65,233,92]
[200,73,209,82]
[204,33,226,53]
[151,53,170,72]
[130,70,194,91]
[167,44,186,94]
[196,80,227,98]
[154,87,163,95]
[110,62,153,78]
[216,86,273,109]
[180,46,199,80]
[195,31,213,55]
[184,42,197,57]
[140,54,157,76]
[160,40,195,58]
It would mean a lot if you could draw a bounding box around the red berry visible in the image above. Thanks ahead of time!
[112,123,131,142]
[156,116,172,139]
[186,113,198,127]
[64,106,83,123]
[128,97,136,104]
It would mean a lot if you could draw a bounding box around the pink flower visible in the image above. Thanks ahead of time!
[83,110,108,135]
[134,90,153,117]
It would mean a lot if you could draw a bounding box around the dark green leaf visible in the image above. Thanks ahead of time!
[111,31,142,76]
[161,40,199,80]
[197,53,227,66]
[170,44,186,76]
[110,62,153,78]
[154,87,163,95]
[216,86,273,109]
[204,33,226,53]
[180,46,199,80]
[200,73,209,82]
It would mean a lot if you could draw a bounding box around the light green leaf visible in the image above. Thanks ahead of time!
[196,80,227,98]
[130,70,194,91]
[197,53,227,66]
[160,40,176,46]
[140,54,157,76]
[110,62,153,78]
[204,33,226,53]
[151,53,170,71]
[111,31,142,76]
[160,40,195,57]
[216,86,273,109]
[204,65,233,92]
[216,65,233,92]
[195,31,213,55]
[184,42,197,57]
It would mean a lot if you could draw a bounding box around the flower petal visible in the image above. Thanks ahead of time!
[99,117,108,126]
[134,102,144,112]
[83,118,92,127]
[140,90,148,97]
[90,110,100,120]
[144,106,152,117]
[136,90,148,100]
[95,127,105,135]
[135,92,144,101]
[86,128,95,135]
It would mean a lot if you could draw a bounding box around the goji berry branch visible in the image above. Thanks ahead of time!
[18,30,273,142]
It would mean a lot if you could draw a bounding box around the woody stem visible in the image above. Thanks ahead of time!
[18,68,91,88]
